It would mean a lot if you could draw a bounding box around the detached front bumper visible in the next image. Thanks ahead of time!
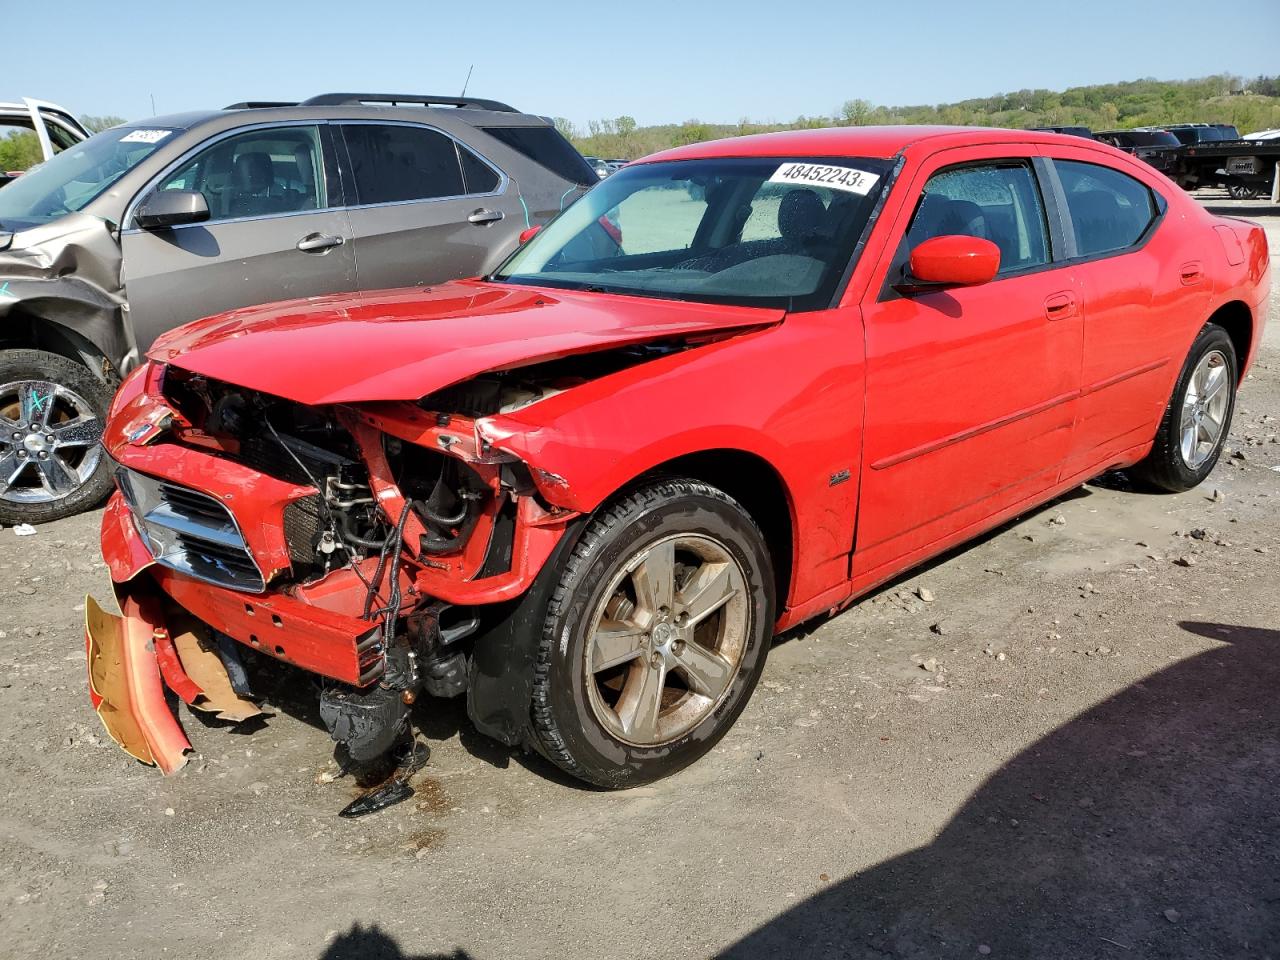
[84,572,263,775]
[88,490,387,774]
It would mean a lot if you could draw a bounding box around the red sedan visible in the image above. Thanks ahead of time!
[88,126,1270,793]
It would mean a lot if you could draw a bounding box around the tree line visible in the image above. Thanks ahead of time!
[565,74,1280,160]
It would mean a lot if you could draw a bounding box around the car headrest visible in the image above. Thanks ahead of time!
[233,152,274,193]
[778,189,826,241]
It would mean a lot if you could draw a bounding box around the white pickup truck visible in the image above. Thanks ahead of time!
[0,98,89,186]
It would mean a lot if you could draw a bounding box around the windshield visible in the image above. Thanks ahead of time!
[493,156,892,310]
[0,126,176,230]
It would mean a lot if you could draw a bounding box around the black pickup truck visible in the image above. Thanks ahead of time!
[1174,137,1280,199]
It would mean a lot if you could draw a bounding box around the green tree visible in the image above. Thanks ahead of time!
[0,132,43,171]
[841,99,872,126]
[672,121,710,146]
[553,116,578,141]
[81,115,125,134]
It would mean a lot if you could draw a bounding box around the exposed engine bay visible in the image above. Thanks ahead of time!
[163,367,495,583]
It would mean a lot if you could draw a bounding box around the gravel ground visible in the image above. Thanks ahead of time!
[1,191,1278,960]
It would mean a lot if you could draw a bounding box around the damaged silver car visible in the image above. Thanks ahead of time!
[0,93,598,524]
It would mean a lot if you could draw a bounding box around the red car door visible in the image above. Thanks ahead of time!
[853,146,1083,581]
[1036,144,1213,474]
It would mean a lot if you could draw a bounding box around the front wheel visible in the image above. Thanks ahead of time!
[530,479,775,788]
[0,349,113,525]
[1131,323,1237,492]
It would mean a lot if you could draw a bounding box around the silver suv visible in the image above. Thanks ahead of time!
[0,93,598,523]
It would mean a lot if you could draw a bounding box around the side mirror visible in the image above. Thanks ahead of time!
[518,225,542,245]
[902,234,1001,289]
[136,190,210,230]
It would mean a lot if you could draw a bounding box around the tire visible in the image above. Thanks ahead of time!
[1227,183,1260,200]
[1130,323,1237,493]
[530,478,775,788]
[0,349,114,525]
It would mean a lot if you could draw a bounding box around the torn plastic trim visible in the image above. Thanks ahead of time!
[85,590,190,775]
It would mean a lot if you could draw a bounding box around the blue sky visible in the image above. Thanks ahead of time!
[5,0,1277,126]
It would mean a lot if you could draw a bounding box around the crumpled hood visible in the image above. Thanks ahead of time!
[149,280,782,405]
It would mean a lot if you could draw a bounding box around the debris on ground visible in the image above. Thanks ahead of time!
[12,523,36,536]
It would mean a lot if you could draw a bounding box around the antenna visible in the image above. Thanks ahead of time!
[460,65,474,98]
[150,93,156,115]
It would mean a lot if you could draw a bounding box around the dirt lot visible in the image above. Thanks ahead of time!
[2,192,1278,960]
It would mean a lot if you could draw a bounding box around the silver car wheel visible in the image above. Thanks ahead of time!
[1178,350,1230,470]
[0,379,104,504]
[584,533,749,746]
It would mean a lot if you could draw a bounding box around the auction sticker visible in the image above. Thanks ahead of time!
[769,162,879,195]
[120,129,173,144]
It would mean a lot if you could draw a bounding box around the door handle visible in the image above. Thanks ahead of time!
[468,208,504,225]
[296,233,344,253]
[1044,291,1077,320]
[1180,261,1203,285]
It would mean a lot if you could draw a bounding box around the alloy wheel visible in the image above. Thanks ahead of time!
[1178,349,1230,470]
[0,379,104,504]
[584,533,750,746]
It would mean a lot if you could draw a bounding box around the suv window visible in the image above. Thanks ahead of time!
[158,126,326,222]
[458,143,500,194]
[906,163,1049,275]
[342,124,465,204]
[1055,160,1158,258]
[479,126,598,187]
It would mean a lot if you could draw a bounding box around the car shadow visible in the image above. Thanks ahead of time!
[248,479,1117,785]
[775,481,1098,651]
[319,923,474,959]
[718,621,1280,958]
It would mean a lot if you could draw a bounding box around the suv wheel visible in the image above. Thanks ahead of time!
[531,479,774,788]
[0,349,112,525]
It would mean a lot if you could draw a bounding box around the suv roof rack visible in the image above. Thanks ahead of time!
[298,93,518,112]
[224,100,300,109]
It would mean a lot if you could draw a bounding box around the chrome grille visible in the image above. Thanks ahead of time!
[117,469,265,593]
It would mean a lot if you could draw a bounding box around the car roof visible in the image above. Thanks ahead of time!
[125,100,550,137]
[638,125,1099,164]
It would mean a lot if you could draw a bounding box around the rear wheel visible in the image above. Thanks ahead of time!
[530,479,774,788]
[1227,183,1260,200]
[1130,324,1237,492]
[0,349,112,525]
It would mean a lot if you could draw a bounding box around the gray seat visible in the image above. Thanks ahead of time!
[679,187,830,272]
[227,152,291,218]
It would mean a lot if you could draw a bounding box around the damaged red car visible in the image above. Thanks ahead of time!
[88,127,1270,790]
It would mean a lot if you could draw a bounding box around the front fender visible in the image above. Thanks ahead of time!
[477,316,866,611]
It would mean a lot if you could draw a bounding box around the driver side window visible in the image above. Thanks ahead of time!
[906,163,1049,276]
[156,126,326,223]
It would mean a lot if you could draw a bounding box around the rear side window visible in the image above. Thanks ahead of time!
[342,124,464,204]
[1055,160,1158,258]
[458,144,500,194]
[906,163,1049,275]
[480,126,598,186]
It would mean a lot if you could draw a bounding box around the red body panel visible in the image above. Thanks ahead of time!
[96,125,1270,710]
